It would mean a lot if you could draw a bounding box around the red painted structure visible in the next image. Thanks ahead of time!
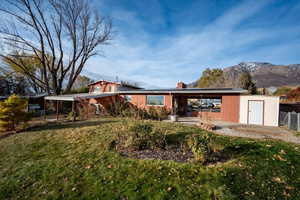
[86,80,244,123]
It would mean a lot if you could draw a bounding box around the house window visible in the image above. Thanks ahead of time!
[187,98,222,112]
[146,95,164,106]
[124,95,132,102]
[93,86,101,93]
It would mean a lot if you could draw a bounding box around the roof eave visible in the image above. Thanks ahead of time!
[117,90,248,94]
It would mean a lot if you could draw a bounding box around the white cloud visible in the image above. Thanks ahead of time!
[86,0,299,88]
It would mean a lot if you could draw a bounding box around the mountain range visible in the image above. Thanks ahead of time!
[189,62,300,88]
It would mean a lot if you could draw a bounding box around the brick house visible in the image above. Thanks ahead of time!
[45,80,280,126]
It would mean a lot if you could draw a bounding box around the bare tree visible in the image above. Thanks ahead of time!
[0,0,112,95]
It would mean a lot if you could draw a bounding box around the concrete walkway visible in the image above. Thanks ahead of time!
[165,117,300,144]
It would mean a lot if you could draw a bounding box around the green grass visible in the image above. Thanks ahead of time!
[0,118,299,200]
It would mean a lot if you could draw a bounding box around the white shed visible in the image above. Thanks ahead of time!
[239,95,280,126]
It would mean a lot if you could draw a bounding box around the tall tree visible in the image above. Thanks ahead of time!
[2,52,46,93]
[0,0,112,95]
[197,68,224,88]
[239,72,257,94]
[72,75,93,90]
[0,66,31,95]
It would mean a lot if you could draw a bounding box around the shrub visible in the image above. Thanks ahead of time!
[107,99,170,121]
[129,123,153,134]
[0,95,31,131]
[125,123,166,150]
[67,111,78,121]
[186,133,217,163]
[156,107,170,120]
[148,106,158,119]
[287,86,300,101]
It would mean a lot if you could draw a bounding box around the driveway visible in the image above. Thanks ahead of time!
[166,117,300,144]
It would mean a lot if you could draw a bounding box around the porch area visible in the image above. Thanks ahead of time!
[171,93,240,123]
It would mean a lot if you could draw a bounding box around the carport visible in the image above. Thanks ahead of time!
[44,93,116,121]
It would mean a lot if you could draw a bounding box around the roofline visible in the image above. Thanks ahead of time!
[117,89,248,94]
[87,80,120,86]
[87,80,142,89]
[44,88,248,101]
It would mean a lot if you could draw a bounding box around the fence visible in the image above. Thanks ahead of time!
[279,111,300,131]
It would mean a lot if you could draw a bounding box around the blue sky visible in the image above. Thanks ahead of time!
[86,0,300,88]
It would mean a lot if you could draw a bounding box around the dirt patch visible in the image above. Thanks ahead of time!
[117,145,232,165]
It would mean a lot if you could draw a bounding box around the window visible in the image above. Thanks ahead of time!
[146,95,164,106]
[124,95,132,102]
[187,98,221,112]
[93,86,101,93]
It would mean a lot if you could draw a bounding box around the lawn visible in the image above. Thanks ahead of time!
[0,118,299,200]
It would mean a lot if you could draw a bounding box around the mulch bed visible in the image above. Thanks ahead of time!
[118,146,194,163]
[117,145,232,165]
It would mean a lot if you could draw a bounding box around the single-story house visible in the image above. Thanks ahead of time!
[45,80,280,126]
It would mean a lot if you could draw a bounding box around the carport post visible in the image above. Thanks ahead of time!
[72,101,76,122]
[56,100,59,120]
[297,113,300,131]
[44,99,47,120]
[86,101,89,119]
[171,94,174,115]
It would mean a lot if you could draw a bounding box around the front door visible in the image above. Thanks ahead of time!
[248,100,264,125]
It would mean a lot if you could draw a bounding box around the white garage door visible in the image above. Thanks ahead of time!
[248,100,264,125]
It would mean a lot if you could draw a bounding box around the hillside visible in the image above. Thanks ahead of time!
[190,62,300,88]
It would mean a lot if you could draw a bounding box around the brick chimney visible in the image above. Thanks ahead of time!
[176,82,186,89]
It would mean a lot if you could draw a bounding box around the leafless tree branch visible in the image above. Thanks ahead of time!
[0,0,112,94]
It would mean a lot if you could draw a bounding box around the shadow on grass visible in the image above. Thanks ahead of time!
[165,131,194,145]
[0,119,117,140]
[30,120,118,132]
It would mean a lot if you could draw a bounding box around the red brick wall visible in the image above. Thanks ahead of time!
[129,94,240,122]
[130,94,172,110]
[221,95,240,123]
[191,94,240,123]
[87,93,240,123]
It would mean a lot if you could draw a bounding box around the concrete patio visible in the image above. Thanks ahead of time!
[165,117,300,144]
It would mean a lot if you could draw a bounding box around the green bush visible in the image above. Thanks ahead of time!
[148,106,158,119]
[107,99,170,121]
[186,133,218,163]
[129,123,153,134]
[0,95,31,131]
[67,111,78,121]
[125,123,166,150]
